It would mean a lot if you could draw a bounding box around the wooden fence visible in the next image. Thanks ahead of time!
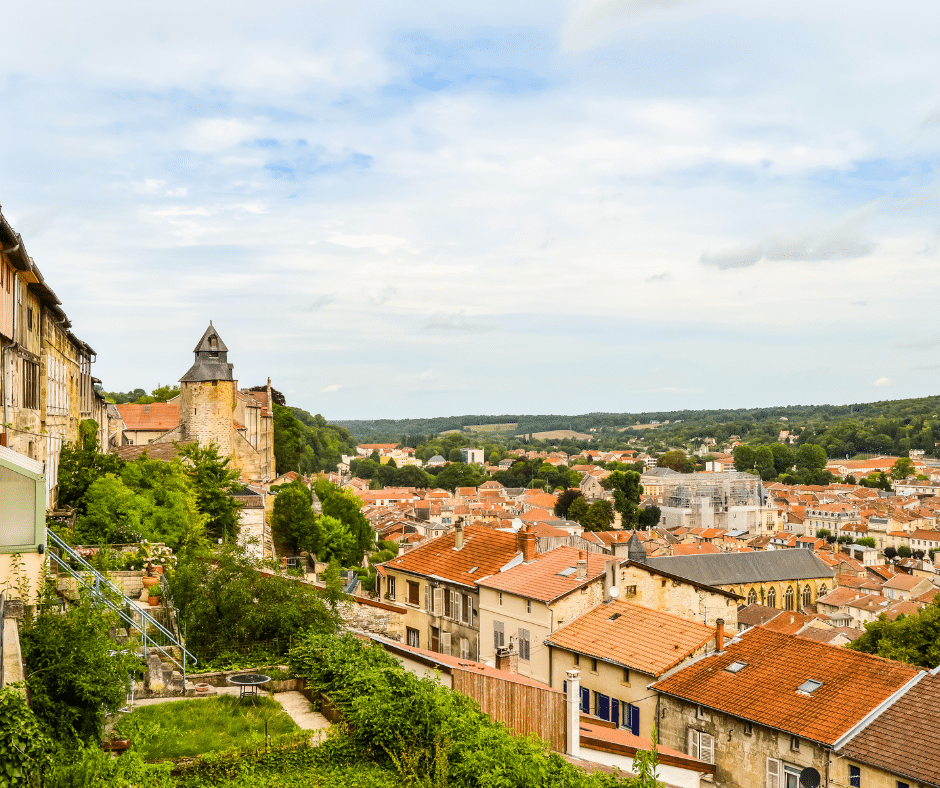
[452,669,566,752]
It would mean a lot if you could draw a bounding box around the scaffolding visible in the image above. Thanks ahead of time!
[662,472,766,511]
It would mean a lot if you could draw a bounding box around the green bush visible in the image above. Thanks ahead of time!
[0,685,52,787]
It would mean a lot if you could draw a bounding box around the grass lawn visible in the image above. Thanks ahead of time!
[114,694,298,761]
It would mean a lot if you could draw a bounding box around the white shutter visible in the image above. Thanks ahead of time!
[700,732,714,764]
[433,588,443,615]
[442,632,451,655]
[687,729,698,758]
[767,758,780,788]
[425,585,430,611]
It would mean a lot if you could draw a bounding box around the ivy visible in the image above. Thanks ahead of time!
[0,685,52,787]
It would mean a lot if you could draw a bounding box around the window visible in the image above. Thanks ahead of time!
[27,306,33,331]
[784,586,794,611]
[725,661,748,674]
[573,653,580,666]
[407,581,420,606]
[430,626,440,652]
[590,658,598,672]
[386,576,396,599]
[743,721,753,736]
[444,587,452,617]
[696,705,707,720]
[790,735,800,751]
[767,587,777,608]
[624,703,640,735]
[747,588,757,605]
[897,782,909,788]
[518,628,530,661]
[462,594,472,624]
[688,729,714,764]
[494,621,505,650]
[803,585,812,608]
[460,637,470,659]
[498,592,503,606]
[849,765,860,788]
[22,359,39,410]
[622,667,630,684]
[819,584,828,597]
[526,600,532,614]
[406,627,420,648]
[595,692,610,721]
[797,679,823,695]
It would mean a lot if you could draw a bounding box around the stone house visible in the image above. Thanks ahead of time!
[377,523,524,658]
[881,573,933,601]
[546,601,719,739]
[651,627,921,788]
[476,546,616,682]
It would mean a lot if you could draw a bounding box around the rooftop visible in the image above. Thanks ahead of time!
[646,550,834,586]
[476,546,613,603]
[116,402,180,432]
[545,600,716,677]
[652,628,918,745]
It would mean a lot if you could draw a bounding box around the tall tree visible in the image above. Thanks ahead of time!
[271,481,318,554]
[178,442,243,541]
[602,470,643,528]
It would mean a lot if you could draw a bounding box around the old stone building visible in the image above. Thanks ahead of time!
[117,323,275,484]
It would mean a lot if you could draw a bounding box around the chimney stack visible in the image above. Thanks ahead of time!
[522,525,537,562]
[454,522,465,550]
[716,618,725,652]
[565,669,581,758]
[496,645,518,674]
[576,550,587,579]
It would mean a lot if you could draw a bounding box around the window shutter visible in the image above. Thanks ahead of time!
[433,588,443,614]
[441,632,451,655]
[767,758,780,788]
[494,621,504,649]
[425,585,430,611]
[688,729,698,758]
[629,704,640,736]
[700,732,714,764]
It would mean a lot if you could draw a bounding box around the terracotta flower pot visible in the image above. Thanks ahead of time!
[155,566,164,575]
[194,683,210,693]
[148,596,161,607]
[101,739,131,752]
[142,575,160,588]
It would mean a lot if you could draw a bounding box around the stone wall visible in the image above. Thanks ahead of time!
[339,599,404,641]
[179,380,235,458]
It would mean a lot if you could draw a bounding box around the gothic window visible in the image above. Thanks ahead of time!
[767,587,777,608]
[818,584,828,598]
[747,588,757,605]
[784,586,794,611]
[802,585,812,608]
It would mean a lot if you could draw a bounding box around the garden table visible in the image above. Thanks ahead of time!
[226,673,270,703]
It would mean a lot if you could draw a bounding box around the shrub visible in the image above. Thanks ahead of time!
[0,685,52,787]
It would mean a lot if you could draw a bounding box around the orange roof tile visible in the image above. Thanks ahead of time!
[477,546,614,602]
[673,543,720,556]
[546,600,716,677]
[652,628,918,745]
[382,525,520,587]
[116,402,180,432]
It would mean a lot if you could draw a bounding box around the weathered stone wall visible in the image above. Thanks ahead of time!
[339,600,405,641]
[620,564,739,628]
[179,380,235,458]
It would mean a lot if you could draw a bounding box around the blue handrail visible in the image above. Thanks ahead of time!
[46,530,197,685]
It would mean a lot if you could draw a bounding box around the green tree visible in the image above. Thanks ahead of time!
[603,470,643,528]
[271,481,318,554]
[567,496,589,523]
[21,595,141,744]
[315,479,372,564]
[318,515,356,564]
[848,598,940,668]
[897,545,912,558]
[56,423,126,513]
[884,546,898,560]
[657,450,691,473]
[891,457,915,480]
[582,500,615,531]
[857,537,876,548]
[178,442,243,541]
[638,505,662,527]
[554,489,584,518]
[795,443,827,472]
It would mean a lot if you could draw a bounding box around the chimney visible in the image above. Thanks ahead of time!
[565,669,581,758]
[522,525,537,562]
[715,618,725,652]
[496,645,518,675]
[576,550,588,579]
[454,522,465,550]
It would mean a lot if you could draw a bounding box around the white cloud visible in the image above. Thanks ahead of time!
[873,377,893,387]
[135,179,166,194]
[321,384,342,393]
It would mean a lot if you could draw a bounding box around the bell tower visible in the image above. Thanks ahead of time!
[178,321,236,458]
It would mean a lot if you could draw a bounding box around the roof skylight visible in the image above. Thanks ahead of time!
[725,661,748,674]
[608,613,621,621]
[557,567,577,577]
[468,567,478,574]
[797,679,823,695]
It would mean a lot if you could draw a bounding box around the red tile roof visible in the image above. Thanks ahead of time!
[116,402,180,432]
[673,543,720,556]
[840,672,940,786]
[382,525,520,587]
[546,600,717,677]
[652,628,918,744]
[476,546,614,602]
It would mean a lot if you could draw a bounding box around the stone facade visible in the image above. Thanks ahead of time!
[338,599,405,641]
[618,562,740,628]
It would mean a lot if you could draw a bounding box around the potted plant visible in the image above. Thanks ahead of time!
[148,590,161,607]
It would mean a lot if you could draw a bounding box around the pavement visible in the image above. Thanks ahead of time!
[127,686,330,732]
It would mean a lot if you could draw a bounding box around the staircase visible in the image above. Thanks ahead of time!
[46,530,197,685]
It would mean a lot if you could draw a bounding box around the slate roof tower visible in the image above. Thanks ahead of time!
[178,321,237,459]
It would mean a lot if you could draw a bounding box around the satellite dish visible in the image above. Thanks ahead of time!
[511,518,523,531]
[608,585,620,599]
[799,767,821,788]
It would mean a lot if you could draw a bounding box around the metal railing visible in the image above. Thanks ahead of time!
[46,530,197,684]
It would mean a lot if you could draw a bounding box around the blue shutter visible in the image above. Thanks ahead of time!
[611,699,620,728]
[580,686,590,713]
[629,704,640,736]
[563,680,567,694]
[597,693,610,722]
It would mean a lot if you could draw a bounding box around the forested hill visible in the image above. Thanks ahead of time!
[332,394,940,454]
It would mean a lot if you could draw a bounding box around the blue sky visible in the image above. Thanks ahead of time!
[2,0,939,419]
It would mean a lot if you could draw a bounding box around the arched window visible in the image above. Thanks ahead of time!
[767,587,777,608]
[818,584,828,598]
[784,586,794,611]
[747,588,757,605]
[803,584,812,608]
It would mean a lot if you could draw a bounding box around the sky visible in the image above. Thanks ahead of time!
[2,0,939,420]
